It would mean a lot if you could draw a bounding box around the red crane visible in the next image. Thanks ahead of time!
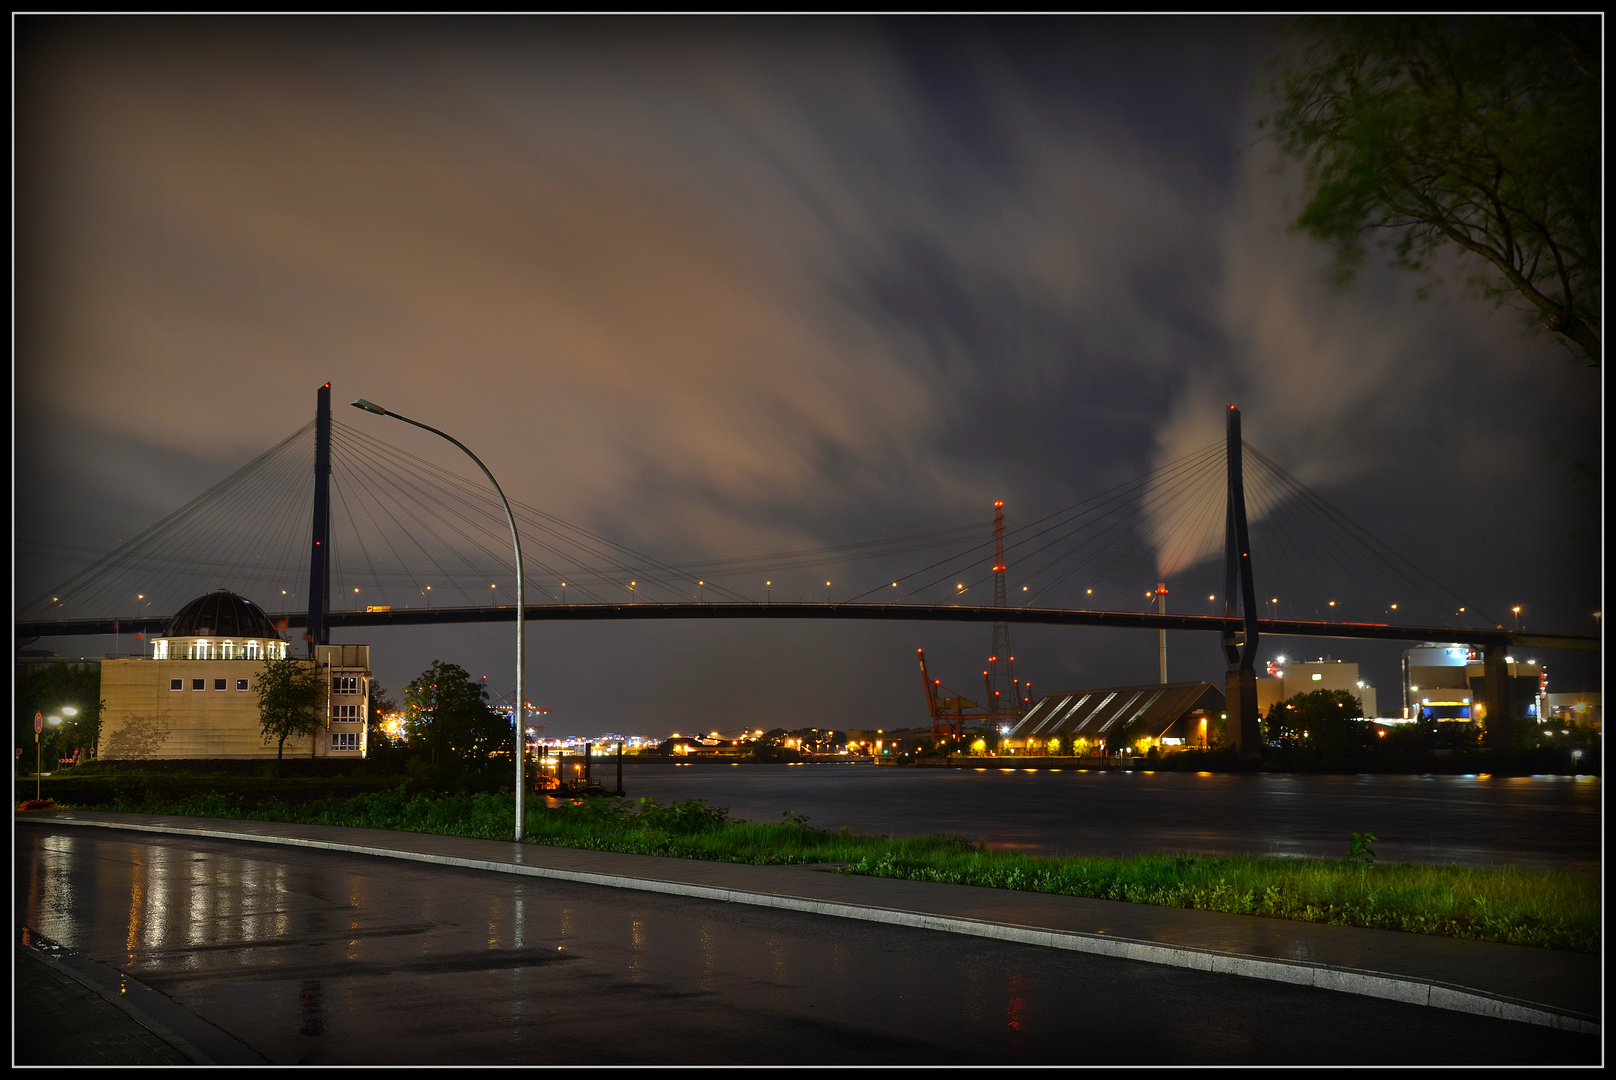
[918,648,977,741]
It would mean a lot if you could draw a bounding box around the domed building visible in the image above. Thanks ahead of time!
[98,589,373,760]
[150,589,290,661]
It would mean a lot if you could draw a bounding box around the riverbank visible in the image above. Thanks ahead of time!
[877,747,1601,775]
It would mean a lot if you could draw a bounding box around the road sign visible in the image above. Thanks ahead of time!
[34,712,43,734]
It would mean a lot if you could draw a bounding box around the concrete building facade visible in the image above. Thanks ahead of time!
[98,589,373,760]
[1400,644,1546,724]
[1256,658,1379,719]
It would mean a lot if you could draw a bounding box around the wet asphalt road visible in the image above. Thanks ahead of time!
[614,762,1601,871]
[15,824,1598,1065]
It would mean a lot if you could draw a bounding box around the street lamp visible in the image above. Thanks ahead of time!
[352,397,529,842]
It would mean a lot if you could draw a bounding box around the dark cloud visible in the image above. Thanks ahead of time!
[16,17,1600,732]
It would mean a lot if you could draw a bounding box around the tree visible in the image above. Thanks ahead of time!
[1264,16,1600,364]
[1265,689,1367,758]
[1105,712,1154,757]
[402,661,507,769]
[255,655,325,761]
[366,679,401,762]
[16,663,103,764]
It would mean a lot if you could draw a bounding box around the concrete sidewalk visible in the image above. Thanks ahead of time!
[24,810,1599,1035]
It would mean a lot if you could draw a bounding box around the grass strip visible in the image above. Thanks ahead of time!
[82,788,1599,953]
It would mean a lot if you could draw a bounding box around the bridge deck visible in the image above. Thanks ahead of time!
[15,603,1599,651]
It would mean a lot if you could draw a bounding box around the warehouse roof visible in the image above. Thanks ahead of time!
[1008,682,1224,741]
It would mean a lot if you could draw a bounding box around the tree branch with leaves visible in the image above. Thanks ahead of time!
[1263,16,1600,364]
[255,655,326,761]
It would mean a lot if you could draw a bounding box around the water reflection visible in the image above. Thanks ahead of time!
[21,825,1589,1065]
[298,981,326,1037]
[629,917,645,982]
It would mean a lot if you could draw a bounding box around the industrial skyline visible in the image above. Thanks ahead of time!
[16,17,1601,735]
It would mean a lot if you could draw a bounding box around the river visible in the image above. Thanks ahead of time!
[610,760,1599,871]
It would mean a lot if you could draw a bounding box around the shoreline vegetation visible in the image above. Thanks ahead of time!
[31,782,1599,954]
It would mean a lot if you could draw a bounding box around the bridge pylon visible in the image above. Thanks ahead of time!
[1222,406,1261,758]
[307,382,333,657]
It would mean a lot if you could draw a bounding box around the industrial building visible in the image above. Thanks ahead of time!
[1003,682,1225,753]
[1546,693,1601,727]
[98,589,373,759]
[1401,643,1546,723]
[1256,658,1379,719]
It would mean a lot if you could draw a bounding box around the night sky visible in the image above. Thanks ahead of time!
[16,17,1602,736]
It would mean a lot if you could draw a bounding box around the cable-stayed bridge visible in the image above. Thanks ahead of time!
[17,387,1596,752]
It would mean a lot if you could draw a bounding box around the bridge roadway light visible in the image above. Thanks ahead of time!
[352,397,530,842]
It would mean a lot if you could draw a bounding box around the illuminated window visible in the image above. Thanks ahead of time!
[246,640,260,660]
[222,640,236,659]
[153,640,169,660]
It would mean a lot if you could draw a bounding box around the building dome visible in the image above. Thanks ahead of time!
[163,589,283,641]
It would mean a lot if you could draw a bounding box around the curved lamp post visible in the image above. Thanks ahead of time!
[352,398,528,841]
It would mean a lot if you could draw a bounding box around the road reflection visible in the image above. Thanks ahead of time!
[13,824,1600,1066]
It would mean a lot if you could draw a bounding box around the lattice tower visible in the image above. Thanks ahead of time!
[985,501,1019,722]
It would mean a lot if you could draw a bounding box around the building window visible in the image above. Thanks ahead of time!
[154,640,169,660]
[333,703,361,721]
[214,678,227,691]
[236,678,249,691]
[170,679,183,691]
[222,640,236,659]
[192,679,205,690]
[333,676,361,695]
[331,732,360,751]
[246,640,260,660]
